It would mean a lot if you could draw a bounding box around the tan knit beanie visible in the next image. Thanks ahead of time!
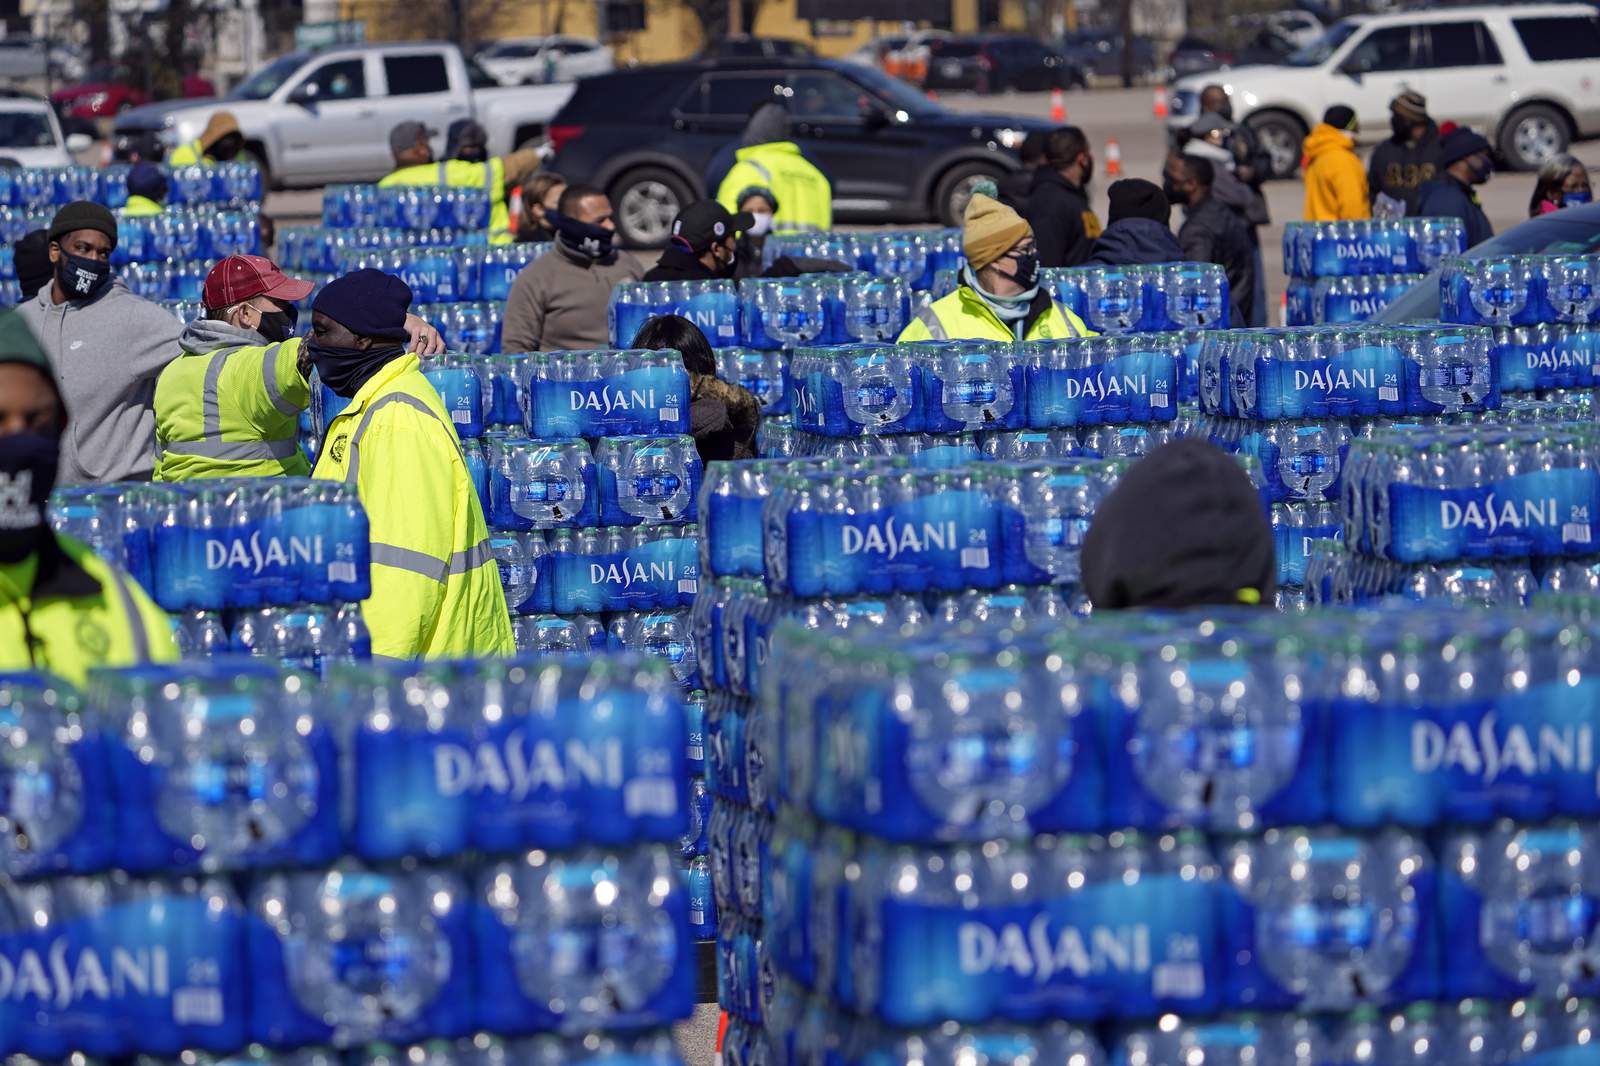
[962,193,1031,271]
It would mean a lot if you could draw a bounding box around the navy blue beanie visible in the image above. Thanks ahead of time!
[313,268,412,342]
[126,161,167,202]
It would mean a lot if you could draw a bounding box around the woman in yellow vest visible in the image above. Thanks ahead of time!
[306,269,512,661]
[899,194,1094,343]
[379,120,542,245]
[715,102,832,234]
[0,312,175,686]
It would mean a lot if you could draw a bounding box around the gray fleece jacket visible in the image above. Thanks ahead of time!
[18,278,183,485]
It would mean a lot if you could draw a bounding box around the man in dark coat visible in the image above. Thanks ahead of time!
[1024,126,1103,268]
[1086,179,1185,266]
[1167,154,1257,327]
[1367,90,1443,216]
[1416,127,1495,248]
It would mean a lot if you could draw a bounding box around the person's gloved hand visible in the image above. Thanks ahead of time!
[404,313,445,356]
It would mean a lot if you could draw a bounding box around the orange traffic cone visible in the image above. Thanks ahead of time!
[1049,87,1066,123]
[1153,86,1169,118]
[1105,137,1122,177]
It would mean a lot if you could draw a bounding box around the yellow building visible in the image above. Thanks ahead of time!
[346,0,1031,66]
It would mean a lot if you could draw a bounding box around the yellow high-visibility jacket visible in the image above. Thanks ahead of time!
[716,141,832,233]
[312,354,513,661]
[380,151,541,245]
[155,332,310,480]
[897,284,1094,343]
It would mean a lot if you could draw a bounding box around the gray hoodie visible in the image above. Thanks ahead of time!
[18,278,182,485]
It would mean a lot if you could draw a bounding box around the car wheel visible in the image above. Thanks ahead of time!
[1246,110,1307,180]
[933,161,1006,226]
[1499,104,1569,171]
[611,166,691,249]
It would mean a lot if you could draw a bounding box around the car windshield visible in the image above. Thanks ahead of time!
[0,110,57,148]
[1375,206,1600,323]
[229,53,309,100]
[1284,20,1359,66]
[846,64,942,117]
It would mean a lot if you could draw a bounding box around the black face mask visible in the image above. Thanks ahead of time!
[548,210,616,262]
[256,304,298,345]
[305,339,405,398]
[55,252,112,301]
[999,250,1040,292]
[1390,115,1413,141]
[0,431,59,563]
[1164,177,1189,204]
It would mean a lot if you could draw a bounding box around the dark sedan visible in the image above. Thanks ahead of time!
[1375,204,1600,323]
[923,35,1086,94]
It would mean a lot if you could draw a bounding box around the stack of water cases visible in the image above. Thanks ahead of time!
[0,655,697,1066]
[1195,318,1516,608]
[1282,219,1464,325]
[780,261,1229,462]
[0,162,263,308]
[45,477,374,671]
[287,184,529,353]
[758,229,966,299]
[743,603,1600,1066]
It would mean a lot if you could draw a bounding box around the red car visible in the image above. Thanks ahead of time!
[52,74,147,119]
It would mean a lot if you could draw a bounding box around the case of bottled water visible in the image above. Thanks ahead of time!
[788,344,924,437]
[1282,218,1466,278]
[455,244,544,302]
[246,863,474,1046]
[608,609,701,689]
[1020,334,1181,428]
[1203,417,1354,504]
[228,604,373,673]
[1342,424,1600,563]
[520,350,691,439]
[0,672,113,880]
[548,525,700,614]
[1301,273,1426,324]
[716,347,790,414]
[347,247,462,304]
[414,302,502,355]
[479,354,527,428]
[1439,822,1600,1000]
[594,435,703,526]
[486,436,600,531]
[488,529,552,613]
[420,354,486,438]
[1272,501,1343,586]
[1044,262,1230,333]
[609,280,739,349]
[147,478,371,611]
[1443,254,1600,326]
[472,844,695,1034]
[510,612,608,654]
[91,661,340,873]
[1493,323,1600,392]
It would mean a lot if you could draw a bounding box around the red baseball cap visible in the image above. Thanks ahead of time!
[202,254,315,312]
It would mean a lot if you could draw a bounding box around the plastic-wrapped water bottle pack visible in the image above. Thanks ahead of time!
[1442,254,1600,326]
[321,184,491,231]
[759,228,964,291]
[1043,261,1232,333]
[0,161,262,211]
[1282,218,1467,279]
[0,659,699,1056]
[1285,272,1426,325]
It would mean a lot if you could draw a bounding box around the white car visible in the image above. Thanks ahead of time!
[475,37,613,86]
[1167,3,1600,176]
[0,94,88,167]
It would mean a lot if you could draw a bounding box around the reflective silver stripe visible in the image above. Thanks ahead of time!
[485,160,495,198]
[108,569,151,663]
[914,304,948,341]
[345,392,457,485]
[438,161,448,183]
[371,541,449,583]
[261,343,297,415]
[161,437,300,460]
[201,346,239,437]
[449,539,494,575]
[745,159,773,184]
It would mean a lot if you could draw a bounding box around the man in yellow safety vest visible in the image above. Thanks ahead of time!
[715,102,832,234]
[898,194,1094,343]
[167,110,245,167]
[306,269,512,661]
[154,254,444,482]
[379,119,541,245]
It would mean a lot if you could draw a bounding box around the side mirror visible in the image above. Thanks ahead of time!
[1339,56,1369,78]
[64,132,91,154]
[861,103,890,129]
[289,81,320,107]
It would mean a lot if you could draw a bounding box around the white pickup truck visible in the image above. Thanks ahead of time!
[112,41,573,188]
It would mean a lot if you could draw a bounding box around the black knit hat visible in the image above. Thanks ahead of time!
[313,268,412,342]
[1323,105,1357,131]
[1107,178,1170,227]
[1081,438,1276,610]
[47,201,117,248]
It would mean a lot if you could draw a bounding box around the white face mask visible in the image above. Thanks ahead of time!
[746,212,774,238]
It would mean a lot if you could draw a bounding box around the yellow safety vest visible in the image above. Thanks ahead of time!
[166,139,210,167]
[312,354,513,662]
[897,285,1095,343]
[122,195,164,217]
[379,158,512,244]
[716,141,832,234]
[0,533,177,689]
[154,336,310,481]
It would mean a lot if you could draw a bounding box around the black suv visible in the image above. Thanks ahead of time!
[546,58,1054,247]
